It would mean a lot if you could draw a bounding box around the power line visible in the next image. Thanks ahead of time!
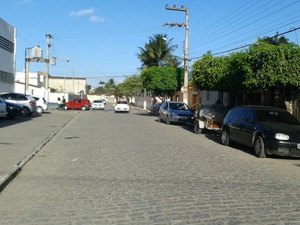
[190,26,300,60]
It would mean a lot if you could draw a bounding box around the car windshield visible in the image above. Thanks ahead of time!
[255,109,300,125]
[93,100,103,103]
[117,101,128,104]
[169,103,188,110]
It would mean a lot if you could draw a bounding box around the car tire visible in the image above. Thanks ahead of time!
[194,123,202,134]
[221,129,230,146]
[81,106,87,111]
[37,106,43,114]
[22,107,31,116]
[254,136,266,158]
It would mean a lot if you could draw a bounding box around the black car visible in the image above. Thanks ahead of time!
[221,105,300,158]
[5,101,23,119]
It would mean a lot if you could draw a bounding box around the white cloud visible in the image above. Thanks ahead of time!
[89,15,105,23]
[70,8,95,17]
[70,7,105,23]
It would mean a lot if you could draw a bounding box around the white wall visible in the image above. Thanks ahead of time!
[0,18,16,92]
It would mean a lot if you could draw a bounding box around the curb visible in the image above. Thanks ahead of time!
[0,113,78,192]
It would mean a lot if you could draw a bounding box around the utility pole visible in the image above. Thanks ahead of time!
[165,5,189,105]
[45,34,53,90]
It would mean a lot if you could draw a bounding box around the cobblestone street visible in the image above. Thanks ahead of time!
[0,108,300,225]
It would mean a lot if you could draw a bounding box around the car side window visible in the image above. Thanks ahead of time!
[9,94,17,100]
[18,95,28,101]
[0,94,9,99]
[240,108,254,123]
[228,108,242,122]
[164,103,168,110]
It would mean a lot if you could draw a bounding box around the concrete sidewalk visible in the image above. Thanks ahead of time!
[0,110,78,191]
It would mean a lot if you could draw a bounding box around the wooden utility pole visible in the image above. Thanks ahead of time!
[165,5,189,105]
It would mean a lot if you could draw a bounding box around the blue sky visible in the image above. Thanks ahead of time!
[1,0,300,88]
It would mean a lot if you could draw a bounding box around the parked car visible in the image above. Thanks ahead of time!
[150,102,162,116]
[158,101,193,125]
[114,100,130,113]
[91,100,105,110]
[194,104,229,134]
[0,92,37,116]
[221,105,300,158]
[65,98,91,110]
[4,101,23,119]
[0,97,7,118]
[32,95,48,114]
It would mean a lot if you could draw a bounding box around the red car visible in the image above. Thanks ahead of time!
[65,98,91,110]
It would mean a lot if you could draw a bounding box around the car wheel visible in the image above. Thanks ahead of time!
[37,106,43,114]
[254,136,266,158]
[194,123,202,134]
[221,129,230,146]
[166,116,171,125]
[81,106,87,111]
[22,107,31,116]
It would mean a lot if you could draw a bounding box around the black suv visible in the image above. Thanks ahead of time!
[221,105,300,158]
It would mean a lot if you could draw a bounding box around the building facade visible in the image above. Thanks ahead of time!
[0,18,16,92]
[49,76,87,95]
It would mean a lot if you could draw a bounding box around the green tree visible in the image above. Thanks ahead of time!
[114,75,143,100]
[192,52,229,91]
[137,34,177,68]
[141,66,177,98]
[245,40,300,90]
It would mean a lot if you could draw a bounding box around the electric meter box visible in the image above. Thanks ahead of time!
[31,46,43,58]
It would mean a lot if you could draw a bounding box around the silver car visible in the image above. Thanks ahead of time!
[158,101,193,125]
[0,92,37,116]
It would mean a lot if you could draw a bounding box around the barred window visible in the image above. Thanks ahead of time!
[0,70,14,83]
[0,35,14,53]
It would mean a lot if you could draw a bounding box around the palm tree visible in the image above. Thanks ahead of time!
[137,34,178,68]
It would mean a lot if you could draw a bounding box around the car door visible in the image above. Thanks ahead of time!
[159,102,167,121]
[238,107,256,146]
[227,108,243,142]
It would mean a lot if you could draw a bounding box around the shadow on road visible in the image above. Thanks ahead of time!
[0,113,42,128]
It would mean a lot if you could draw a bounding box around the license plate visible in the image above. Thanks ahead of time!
[297,144,300,150]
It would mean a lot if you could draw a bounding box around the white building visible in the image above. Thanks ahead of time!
[0,17,16,92]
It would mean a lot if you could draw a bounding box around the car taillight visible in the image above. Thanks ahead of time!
[29,101,36,106]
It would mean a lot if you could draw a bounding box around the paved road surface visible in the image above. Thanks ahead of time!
[0,107,300,225]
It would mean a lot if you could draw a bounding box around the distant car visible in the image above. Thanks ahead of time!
[158,101,193,125]
[92,100,105,110]
[221,105,300,158]
[4,101,22,119]
[114,100,130,113]
[0,97,7,118]
[65,98,91,110]
[0,92,37,116]
[32,95,48,114]
[194,104,229,134]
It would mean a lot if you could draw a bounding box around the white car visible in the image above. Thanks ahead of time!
[114,100,130,113]
[32,96,48,114]
[0,97,8,118]
[91,100,105,110]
